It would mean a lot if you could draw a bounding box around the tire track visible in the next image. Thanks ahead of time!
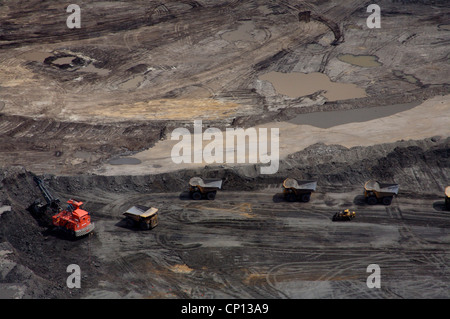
[386,202,450,281]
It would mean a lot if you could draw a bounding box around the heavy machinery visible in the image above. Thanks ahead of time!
[445,186,450,211]
[32,176,61,214]
[189,177,222,200]
[123,205,159,230]
[332,209,356,221]
[282,178,317,202]
[31,177,95,238]
[364,180,399,206]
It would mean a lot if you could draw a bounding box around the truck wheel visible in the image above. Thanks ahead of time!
[140,221,150,230]
[382,196,393,205]
[367,196,377,205]
[301,193,311,202]
[192,191,202,200]
[286,194,296,202]
[206,192,216,200]
[124,217,133,227]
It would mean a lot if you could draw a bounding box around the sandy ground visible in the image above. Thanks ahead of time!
[93,94,449,176]
[1,0,449,125]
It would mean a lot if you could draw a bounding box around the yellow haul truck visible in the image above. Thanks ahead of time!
[123,205,159,230]
[189,177,223,200]
[364,180,399,206]
[282,178,317,202]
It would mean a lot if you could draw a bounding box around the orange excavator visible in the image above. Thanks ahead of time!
[31,177,94,238]
[52,199,95,237]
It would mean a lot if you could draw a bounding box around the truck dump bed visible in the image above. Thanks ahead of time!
[123,205,158,230]
[189,177,223,190]
[124,205,158,218]
[283,178,317,191]
[364,180,399,195]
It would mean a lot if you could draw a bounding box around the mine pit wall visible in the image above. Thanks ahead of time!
[2,136,447,212]
[52,137,449,196]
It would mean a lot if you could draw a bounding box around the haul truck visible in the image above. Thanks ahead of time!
[189,177,222,200]
[364,180,399,206]
[282,178,317,202]
[123,205,158,230]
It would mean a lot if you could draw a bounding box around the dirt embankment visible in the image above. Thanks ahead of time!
[2,136,447,204]
[282,137,449,193]
[0,114,170,174]
[1,136,448,211]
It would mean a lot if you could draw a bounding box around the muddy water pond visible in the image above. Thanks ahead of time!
[52,57,75,65]
[337,54,381,67]
[289,100,422,129]
[259,71,366,101]
[108,157,142,165]
[21,51,110,75]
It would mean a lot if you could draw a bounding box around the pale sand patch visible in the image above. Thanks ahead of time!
[92,94,449,176]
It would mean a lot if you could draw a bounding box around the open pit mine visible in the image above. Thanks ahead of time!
[0,0,449,301]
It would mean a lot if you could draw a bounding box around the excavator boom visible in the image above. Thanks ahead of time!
[33,176,60,212]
